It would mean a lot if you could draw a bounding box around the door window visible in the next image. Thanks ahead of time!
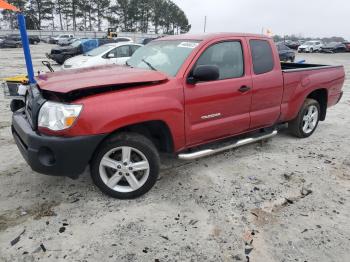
[250,40,274,75]
[195,41,244,80]
[117,45,131,57]
[130,45,141,55]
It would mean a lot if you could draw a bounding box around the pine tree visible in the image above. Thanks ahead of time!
[29,0,54,29]
[0,0,191,34]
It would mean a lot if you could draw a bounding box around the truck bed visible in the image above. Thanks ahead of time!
[280,61,345,123]
[281,62,342,72]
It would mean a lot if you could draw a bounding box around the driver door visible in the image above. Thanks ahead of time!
[184,39,252,146]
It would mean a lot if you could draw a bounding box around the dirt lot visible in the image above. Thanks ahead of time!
[0,44,349,262]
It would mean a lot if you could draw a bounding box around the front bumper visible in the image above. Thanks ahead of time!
[12,112,106,178]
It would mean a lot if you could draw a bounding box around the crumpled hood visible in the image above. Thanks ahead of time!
[36,64,168,94]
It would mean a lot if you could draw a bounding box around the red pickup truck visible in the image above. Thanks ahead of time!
[11,33,345,199]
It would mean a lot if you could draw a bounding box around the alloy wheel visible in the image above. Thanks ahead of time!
[99,146,150,193]
[302,105,319,134]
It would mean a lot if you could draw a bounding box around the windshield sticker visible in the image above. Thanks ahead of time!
[178,42,199,49]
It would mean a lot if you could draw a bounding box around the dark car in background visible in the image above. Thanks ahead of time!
[284,40,300,50]
[276,43,295,62]
[58,37,78,46]
[28,35,40,45]
[47,38,121,64]
[0,35,22,48]
[139,37,158,45]
[0,34,40,47]
[40,36,53,43]
[342,42,350,52]
[320,42,347,53]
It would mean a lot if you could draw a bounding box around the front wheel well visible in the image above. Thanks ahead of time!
[109,120,175,154]
[307,89,328,121]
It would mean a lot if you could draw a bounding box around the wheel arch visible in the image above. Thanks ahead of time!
[96,120,175,155]
[306,88,328,121]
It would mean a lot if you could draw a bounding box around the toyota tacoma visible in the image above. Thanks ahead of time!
[10,33,345,199]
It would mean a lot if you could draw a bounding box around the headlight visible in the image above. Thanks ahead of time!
[38,101,82,131]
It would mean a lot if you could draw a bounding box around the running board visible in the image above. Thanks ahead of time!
[178,130,278,160]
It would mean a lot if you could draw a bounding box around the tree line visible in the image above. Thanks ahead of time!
[0,0,191,34]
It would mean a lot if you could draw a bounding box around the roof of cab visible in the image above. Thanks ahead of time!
[157,33,271,42]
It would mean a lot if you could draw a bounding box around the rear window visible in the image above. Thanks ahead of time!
[250,40,274,75]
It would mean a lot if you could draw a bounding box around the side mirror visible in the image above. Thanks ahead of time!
[187,65,219,84]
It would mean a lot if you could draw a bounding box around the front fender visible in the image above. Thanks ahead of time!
[66,80,186,151]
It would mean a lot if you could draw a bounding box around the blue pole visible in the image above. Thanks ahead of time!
[17,14,36,84]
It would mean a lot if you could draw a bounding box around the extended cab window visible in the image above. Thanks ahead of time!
[195,41,244,80]
[250,40,274,75]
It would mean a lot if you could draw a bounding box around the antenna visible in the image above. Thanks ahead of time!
[204,16,207,33]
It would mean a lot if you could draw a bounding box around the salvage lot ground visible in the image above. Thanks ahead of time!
[0,44,349,262]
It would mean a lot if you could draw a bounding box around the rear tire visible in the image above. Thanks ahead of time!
[289,99,320,138]
[90,132,160,199]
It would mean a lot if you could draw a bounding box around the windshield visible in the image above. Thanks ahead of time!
[70,40,83,47]
[85,45,113,56]
[127,40,200,76]
[304,41,315,46]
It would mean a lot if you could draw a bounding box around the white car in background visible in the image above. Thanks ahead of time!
[298,40,323,53]
[62,42,142,70]
[54,34,74,45]
[112,37,134,43]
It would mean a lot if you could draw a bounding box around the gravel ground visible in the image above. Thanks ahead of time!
[0,44,349,262]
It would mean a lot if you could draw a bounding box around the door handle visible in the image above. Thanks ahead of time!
[238,85,251,93]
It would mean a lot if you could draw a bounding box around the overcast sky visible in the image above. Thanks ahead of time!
[172,0,349,40]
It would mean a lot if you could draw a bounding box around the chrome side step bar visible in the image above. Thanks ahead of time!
[178,130,278,160]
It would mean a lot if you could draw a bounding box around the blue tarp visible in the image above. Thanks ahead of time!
[80,39,100,53]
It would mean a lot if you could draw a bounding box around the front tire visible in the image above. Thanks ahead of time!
[289,99,320,138]
[91,133,160,199]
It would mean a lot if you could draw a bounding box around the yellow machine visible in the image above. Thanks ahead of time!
[107,27,118,38]
[3,74,28,84]
[1,74,29,112]
[1,74,28,98]
[1,61,53,99]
